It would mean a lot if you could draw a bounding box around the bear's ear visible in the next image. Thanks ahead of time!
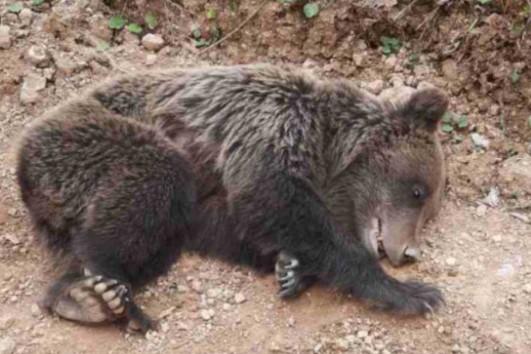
[398,88,449,132]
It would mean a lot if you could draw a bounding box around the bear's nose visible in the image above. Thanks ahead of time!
[403,246,420,263]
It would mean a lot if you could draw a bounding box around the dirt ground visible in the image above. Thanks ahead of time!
[0,1,530,353]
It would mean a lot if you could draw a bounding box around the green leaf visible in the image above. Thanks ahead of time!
[32,0,45,5]
[206,8,217,20]
[510,69,520,84]
[193,38,209,48]
[191,26,202,39]
[442,112,453,124]
[476,0,491,4]
[7,2,23,13]
[456,115,468,129]
[303,3,319,18]
[442,123,454,133]
[380,36,401,56]
[109,15,126,30]
[126,23,143,34]
[96,40,110,51]
[145,12,158,30]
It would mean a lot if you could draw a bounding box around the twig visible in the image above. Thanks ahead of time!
[393,0,421,22]
[199,0,269,55]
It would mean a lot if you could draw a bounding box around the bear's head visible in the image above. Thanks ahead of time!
[326,88,448,266]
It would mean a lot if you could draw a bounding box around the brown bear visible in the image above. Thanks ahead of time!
[16,64,448,332]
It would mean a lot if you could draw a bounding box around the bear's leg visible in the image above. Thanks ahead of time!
[275,251,316,298]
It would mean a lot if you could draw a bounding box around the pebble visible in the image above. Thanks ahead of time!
[470,133,490,150]
[142,34,165,51]
[523,283,531,294]
[26,45,51,67]
[20,73,47,104]
[384,55,397,69]
[207,288,222,299]
[0,25,11,49]
[475,204,487,217]
[366,80,384,95]
[31,303,42,318]
[191,279,202,293]
[19,8,33,27]
[234,292,246,304]
[145,53,157,66]
[0,338,16,354]
[200,309,214,321]
[446,257,457,266]
[53,54,78,76]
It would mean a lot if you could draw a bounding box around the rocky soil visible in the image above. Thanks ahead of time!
[0,1,529,353]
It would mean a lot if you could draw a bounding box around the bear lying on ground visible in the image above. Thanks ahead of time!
[16,64,448,332]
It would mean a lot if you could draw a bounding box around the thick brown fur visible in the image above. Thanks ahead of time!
[16,64,449,332]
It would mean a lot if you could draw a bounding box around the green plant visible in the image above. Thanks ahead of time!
[303,3,319,18]
[109,15,126,30]
[145,12,158,30]
[126,23,143,34]
[510,69,521,84]
[476,0,492,4]
[380,36,401,56]
[7,2,23,13]
[32,0,45,5]
[206,8,217,20]
[441,112,469,134]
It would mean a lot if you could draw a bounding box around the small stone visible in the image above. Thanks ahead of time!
[357,330,368,338]
[384,55,397,69]
[160,321,169,333]
[523,283,531,294]
[488,104,500,116]
[470,133,490,150]
[366,80,384,95]
[234,292,246,304]
[446,257,457,266]
[0,338,16,354]
[0,25,11,49]
[222,303,231,311]
[26,46,51,67]
[352,54,364,67]
[200,309,214,321]
[207,288,221,298]
[4,234,21,245]
[191,280,202,293]
[19,8,33,27]
[476,204,487,217]
[145,54,157,66]
[31,304,42,317]
[142,34,165,51]
[20,73,47,104]
[53,54,77,76]
[335,338,349,351]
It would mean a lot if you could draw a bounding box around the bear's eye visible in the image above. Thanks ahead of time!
[412,186,427,200]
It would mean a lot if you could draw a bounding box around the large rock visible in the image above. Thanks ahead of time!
[499,154,531,196]
[0,25,11,49]
[26,45,51,67]
[142,34,165,51]
[20,73,47,104]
